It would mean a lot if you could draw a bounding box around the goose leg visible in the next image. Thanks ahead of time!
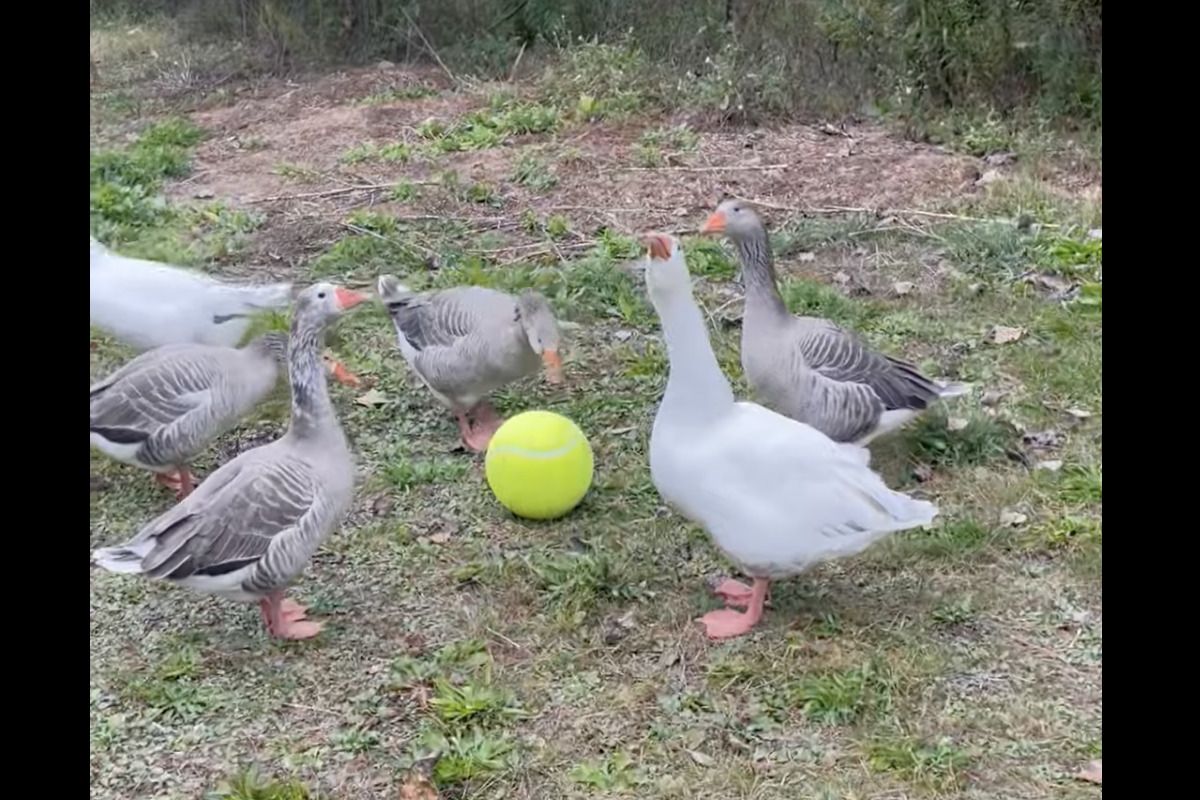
[258,591,324,640]
[322,355,362,389]
[154,466,196,501]
[712,578,756,607]
[698,578,770,639]
[457,403,504,452]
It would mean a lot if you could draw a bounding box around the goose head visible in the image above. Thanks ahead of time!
[294,281,370,328]
[637,232,692,303]
[515,290,564,385]
[699,199,767,243]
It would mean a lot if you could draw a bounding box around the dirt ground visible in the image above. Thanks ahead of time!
[155,65,1096,276]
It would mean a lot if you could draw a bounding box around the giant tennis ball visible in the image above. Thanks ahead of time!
[485,410,594,520]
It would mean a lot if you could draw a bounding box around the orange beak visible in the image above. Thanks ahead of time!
[322,353,363,388]
[638,233,671,261]
[334,287,371,311]
[699,210,727,235]
[542,349,564,385]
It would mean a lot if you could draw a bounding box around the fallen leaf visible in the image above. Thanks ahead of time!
[983,151,1018,166]
[980,389,1007,407]
[1035,460,1064,472]
[947,417,970,432]
[687,749,716,767]
[355,388,388,407]
[1023,429,1063,448]
[192,189,215,199]
[1075,759,1102,784]
[397,769,440,799]
[999,510,1028,527]
[797,252,817,263]
[892,280,916,296]
[1066,407,1092,419]
[987,325,1025,345]
[1086,228,1102,241]
[371,495,396,517]
[832,270,851,284]
[975,168,1003,186]
[427,531,451,544]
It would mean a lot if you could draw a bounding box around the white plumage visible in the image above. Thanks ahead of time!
[641,233,938,639]
[90,236,293,350]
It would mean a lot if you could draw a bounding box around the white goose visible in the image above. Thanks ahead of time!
[640,233,938,640]
[90,236,295,350]
[92,282,369,640]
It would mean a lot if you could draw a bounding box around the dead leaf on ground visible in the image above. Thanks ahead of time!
[1074,759,1102,784]
[397,769,440,799]
[975,168,1004,187]
[947,417,970,432]
[355,388,388,407]
[983,151,1018,166]
[687,749,716,767]
[999,510,1028,527]
[1023,429,1064,449]
[371,495,396,517]
[1035,460,1063,472]
[892,280,916,296]
[980,389,1007,407]
[1066,407,1093,419]
[987,325,1025,345]
[426,531,451,544]
[797,251,816,263]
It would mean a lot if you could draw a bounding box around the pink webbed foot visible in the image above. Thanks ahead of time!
[259,593,324,640]
[274,619,325,639]
[711,578,755,607]
[696,577,770,640]
[699,608,762,639]
[154,467,196,501]
[455,404,505,452]
[278,598,310,623]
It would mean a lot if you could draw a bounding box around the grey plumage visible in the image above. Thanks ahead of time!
[90,333,288,473]
[93,283,366,624]
[377,275,562,412]
[704,200,966,445]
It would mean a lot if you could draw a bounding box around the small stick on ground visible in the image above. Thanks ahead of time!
[508,41,527,83]
[399,5,458,87]
[615,164,790,173]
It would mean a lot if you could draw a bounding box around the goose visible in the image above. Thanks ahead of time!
[639,233,938,639]
[92,282,369,640]
[377,275,563,451]
[90,332,363,500]
[699,201,966,445]
[91,235,294,351]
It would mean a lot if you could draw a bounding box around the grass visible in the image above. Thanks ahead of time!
[91,24,1101,800]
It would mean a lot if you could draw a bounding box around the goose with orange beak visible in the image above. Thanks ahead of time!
[93,283,369,640]
[91,285,370,501]
[700,200,966,445]
[639,232,937,640]
[377,275,564,451]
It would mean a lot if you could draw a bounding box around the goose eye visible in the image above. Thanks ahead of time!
[317,291,327,299]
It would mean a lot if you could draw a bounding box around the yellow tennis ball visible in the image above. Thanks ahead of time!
[485,410,594,520]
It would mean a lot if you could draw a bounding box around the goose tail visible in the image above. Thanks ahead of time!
[92,540,153,574]
[936,381,970,399]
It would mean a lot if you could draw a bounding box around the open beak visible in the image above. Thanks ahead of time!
[638,233,671,261]
[322,352,363,388]
[699,210,727,235]
[334,287,371,311]
[542,349,564,385]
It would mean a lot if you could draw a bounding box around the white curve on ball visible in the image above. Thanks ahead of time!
[488,434,587,460]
